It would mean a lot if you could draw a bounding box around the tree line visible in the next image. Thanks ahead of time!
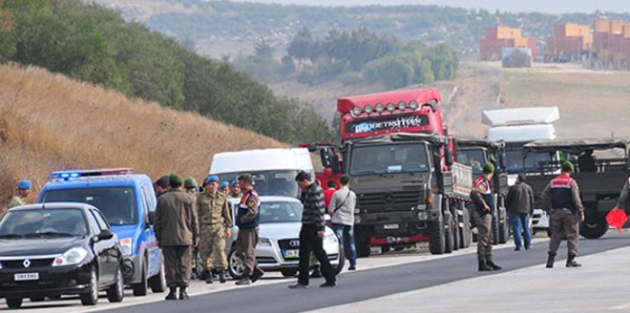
[0,0,335,144]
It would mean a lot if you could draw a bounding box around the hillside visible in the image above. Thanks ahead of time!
[0,64,283,205]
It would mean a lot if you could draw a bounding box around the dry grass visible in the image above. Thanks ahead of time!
[0,64,284,205]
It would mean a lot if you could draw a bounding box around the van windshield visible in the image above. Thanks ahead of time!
[216,170,299,198]
[41,187,137,226]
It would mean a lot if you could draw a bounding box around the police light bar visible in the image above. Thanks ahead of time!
[51,168,134,179]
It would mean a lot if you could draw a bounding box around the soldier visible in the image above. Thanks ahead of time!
[471,163,502,272]
[6,180,32,212]
[613,176,630,215]
[184,177,199,196]
[196,175,232,284]
[229,179,243,199]
[542,161,585,268]
[154,174,199,301]
[234,174,264,285]
[220,181,230,196]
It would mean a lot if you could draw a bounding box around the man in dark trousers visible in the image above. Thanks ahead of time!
[154,173,199,300]
[471,163,502,272]
[542,161,585,268]
[506,173,535,251]
[234,174,265,285]
[289,171,337,289]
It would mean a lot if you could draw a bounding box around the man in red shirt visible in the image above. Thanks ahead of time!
[323,180,337,214]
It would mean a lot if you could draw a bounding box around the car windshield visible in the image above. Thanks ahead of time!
[42,187,137,226]
[216,170,299,197]
[259,201,303,223]
[457,149,487,174]
[349,143,429,176]
[0,209,87,238]
[505,145,553,174]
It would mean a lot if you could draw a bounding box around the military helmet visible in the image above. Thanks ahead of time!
[184,177,198,189]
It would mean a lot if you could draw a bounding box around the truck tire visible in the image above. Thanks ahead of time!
[460,207,471,248]
[444,212,454,254]
[428,213,445,255]
[356,231,371,258]
[580,217,608,239]
[451,205,460,251]
[491,209,500,245]
[499,208,509,244]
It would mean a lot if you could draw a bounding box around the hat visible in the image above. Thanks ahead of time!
[231,179,239,187]
[184,177,198,189]
[220,181,230,189]
[482,163,495,174]
[169,173,184,188]
[17,180,32,190]
[205,175,219,185]
[238,173,253,184]
[561,161,574,173]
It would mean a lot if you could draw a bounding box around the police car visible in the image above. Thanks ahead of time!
[38,168,166,296]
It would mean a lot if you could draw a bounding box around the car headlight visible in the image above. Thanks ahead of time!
[53,247,88,266]
[325,233,338,245]
[120,237,133,256]
[258,237,272,247]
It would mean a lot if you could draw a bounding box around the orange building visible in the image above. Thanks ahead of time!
[591,19,630,69]
[545,23,592,62]
[479,26,537,61]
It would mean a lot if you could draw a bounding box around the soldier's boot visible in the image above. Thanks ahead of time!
[546,253,555,268]
[310,265,322,278]
[179,287,189,300]
[219,270,227,284]
[251,267,265,283]
[478,259,492,272]
[486,259,502,271]
[205,269,214,284]
[566,255,582,268]
[165,287,177,301]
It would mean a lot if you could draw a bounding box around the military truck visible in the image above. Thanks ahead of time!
[455,139,509,244]
[522,138,630,239]
[343,133,473,256]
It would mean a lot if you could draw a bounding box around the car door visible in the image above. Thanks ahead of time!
[141,184,161,277]
[91,210,117,285]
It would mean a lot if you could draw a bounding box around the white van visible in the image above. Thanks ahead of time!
[209,148,315,198]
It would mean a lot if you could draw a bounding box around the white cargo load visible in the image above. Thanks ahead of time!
[210,148,313,175]
[487,124,556,142]
[482,107,560,127]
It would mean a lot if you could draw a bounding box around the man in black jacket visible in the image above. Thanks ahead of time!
[506,173,535,251]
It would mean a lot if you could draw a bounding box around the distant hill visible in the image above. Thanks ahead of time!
[0,64,284,206]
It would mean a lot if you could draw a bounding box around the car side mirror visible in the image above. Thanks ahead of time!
[98,229,115,241]
[320,149,331,168]
[445,147,454,167]
[331,154,341,175]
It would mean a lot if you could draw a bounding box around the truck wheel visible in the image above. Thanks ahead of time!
[580,217,609,239]
[6,298,22,309]
[499,208,509,244]
[356,231,371,258]
[428,213,445,255]
[452,208,460,251]
[491,209,500,245]
[444,212,454,254]
[460,207,471,248]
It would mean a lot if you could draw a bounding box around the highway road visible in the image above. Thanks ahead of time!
[5,232,630,313]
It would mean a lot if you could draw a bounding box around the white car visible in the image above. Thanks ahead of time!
[225,196,344,279]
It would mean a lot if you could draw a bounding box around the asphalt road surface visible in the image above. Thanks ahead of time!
[6,232,630,313]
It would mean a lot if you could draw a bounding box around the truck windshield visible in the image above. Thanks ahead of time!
[505,145,553,173]
[456,149,486,174]
[41,187,137,226]
[349,143,429,176]
[216,170,299,197]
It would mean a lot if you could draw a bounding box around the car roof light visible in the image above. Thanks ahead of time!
[375,103,384,112]
[386,102,396,111]
[51,168,134,180]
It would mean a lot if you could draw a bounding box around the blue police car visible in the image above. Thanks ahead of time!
[38,168,166,296]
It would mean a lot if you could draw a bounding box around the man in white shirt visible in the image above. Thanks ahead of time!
[328,175,357,270]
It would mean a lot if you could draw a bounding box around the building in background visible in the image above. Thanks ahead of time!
[479,26,537,61]
[545,23,592,62]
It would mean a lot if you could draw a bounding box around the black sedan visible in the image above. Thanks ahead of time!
[0,203,124,309]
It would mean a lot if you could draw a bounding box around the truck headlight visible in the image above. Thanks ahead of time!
[120,237,133,256]
[258,237,272,247]
[417,212,429,220]
[53,247,88,266]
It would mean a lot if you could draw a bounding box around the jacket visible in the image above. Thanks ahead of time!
[471,175,494,214]
[506,182,534,215]
[154,189,199,246]
[300,183,326,230]
[196,191,232,229]
[541,174,584,213]
[236,189,260,229]
[329,186,356,226]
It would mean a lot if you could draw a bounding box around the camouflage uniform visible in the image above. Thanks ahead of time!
[196,191,232,273]
[229,192,243,199]
[7,195,26,210]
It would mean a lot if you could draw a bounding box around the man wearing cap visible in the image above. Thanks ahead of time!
[506,173,535,251]
[229,180,243,199]
[471,163,502,272]
[6,180,32,212]
[154,174,199,300]
[220,181,230,196]
[196,175,232,284]
[542,161,584,268]
[234,174,264,285]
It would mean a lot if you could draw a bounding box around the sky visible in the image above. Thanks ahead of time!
[221,0,630,14]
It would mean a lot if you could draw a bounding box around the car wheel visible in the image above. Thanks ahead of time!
[107,267,124,303]
[149,257,167,293]
[80,269,99,306]
[227,247,245,280]
[132,259,148,296]
[280,269,298,277]
[334,247,345,275]
[6,298,23,309]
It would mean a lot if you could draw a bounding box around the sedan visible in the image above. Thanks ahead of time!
[225,196,344,279]
[0,203,124,309]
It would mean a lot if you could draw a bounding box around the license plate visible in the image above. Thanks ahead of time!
[14,273,39,281]
[283,249,299,259]
[384,224,399,230]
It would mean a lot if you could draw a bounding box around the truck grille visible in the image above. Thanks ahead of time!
[357,190,423,213]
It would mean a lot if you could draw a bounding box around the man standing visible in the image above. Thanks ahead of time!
[230,179,243,199]
[234,174,264,285]
[6,180,32,211]
[323,181,337,213]
[542,161,584,268]
[328,175,357,271]
[184,177,199,195]
[506,173,534,251]
[471,163,502,272]
[196,175,232,284]
[290,171,336,289]
[154,175,170,197]
[154,174,199,300]
[220,181,230,196]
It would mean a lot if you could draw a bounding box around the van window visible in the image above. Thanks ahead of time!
[216,170,299,197]
[42,187,138,226]
[140,186,150,216]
